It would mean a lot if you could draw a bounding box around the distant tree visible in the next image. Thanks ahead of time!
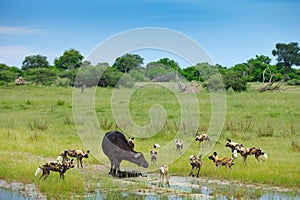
[247,55,281,82]
[54,48,84,70]
[182,66,200,81]
[146,62,172,80]
[203,74,224,92]
[0,64,24,84]
[22,54,49,70]
[272,42,300,75]
[25,68,58,85]
[98,67,123,87]
[113,54,143,73]
[156,58,181,72]
[224,70,247,92]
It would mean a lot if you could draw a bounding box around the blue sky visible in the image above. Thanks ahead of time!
[0,0,299,68]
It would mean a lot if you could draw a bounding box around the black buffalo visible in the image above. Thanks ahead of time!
[102,130,149,176]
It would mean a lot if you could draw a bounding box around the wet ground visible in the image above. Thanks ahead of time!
[1,169,299,200]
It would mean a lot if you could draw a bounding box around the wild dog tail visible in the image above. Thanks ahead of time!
[56,155,63,163]
[34,166,42,176]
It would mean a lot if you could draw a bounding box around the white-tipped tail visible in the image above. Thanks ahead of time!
[154,143,161,148]
[56,155,63,163]
[160,166,164,174]
[34,167,42,176]
[232,149,238,159]
[264,154,268,159]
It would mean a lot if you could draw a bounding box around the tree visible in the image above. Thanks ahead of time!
[272,42,300,75]
[0,64,24,85]
[22,54,49,70]
[156,58,181,72]
[54,48,84,70]
[113,54,143,73]
[224,70,247,92]
[25,68,58,85]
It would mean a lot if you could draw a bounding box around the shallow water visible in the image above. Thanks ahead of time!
[0,187,28,200]
[86,176,300,200]
[1,176,299,199]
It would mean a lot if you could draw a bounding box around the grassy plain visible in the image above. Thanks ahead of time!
[0,84,299,198]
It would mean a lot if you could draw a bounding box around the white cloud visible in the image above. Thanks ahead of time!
[0,45,37,67]
[0,26,44,35]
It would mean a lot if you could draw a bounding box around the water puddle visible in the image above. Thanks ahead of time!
[86,176,300,200]
[0,187,28,200]
[1,176,299,199]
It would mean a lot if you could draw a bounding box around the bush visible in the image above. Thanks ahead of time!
[224,70,247,92]
[287,79,300,85]
[203,74,225,92]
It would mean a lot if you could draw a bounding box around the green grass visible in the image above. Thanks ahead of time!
[0,84,300,198]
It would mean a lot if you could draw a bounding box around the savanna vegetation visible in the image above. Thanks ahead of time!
[0,84,299,198]
[1,42,300,91]
[0,41,299,198]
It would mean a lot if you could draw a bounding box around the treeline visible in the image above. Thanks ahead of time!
[1,42,300,91]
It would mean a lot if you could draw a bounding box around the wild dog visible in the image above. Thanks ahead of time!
[195,133,211,147]
[189,155,202,177]
[225,139,267,164]
[208,152,234,169]
[150,149,158,165]
[225,138,244,159]
[239,146,268,164]
[35,159,74,180]
[57,150,90,168]
[160,165,170,186]
[175,139,183,154]
[128,137,135,149]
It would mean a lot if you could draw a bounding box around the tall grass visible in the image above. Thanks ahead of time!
[0,85,300,198]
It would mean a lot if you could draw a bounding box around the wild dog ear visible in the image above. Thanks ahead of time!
[213,152,217,156]
[132,137,134,140]
[227,138,231,142]
[87,150,90,153]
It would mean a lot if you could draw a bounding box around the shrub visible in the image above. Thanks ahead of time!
[287,79,300,85]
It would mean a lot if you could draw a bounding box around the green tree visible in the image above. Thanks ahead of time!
[113,54,143,73]
[98,67,123,87]
[272,42,300,75]
[224,70,247,92]
[183,63,220,82]
[25,68,58,85]
[22,54,49,70]
[0,64,24,85]
[247,55,280,82]
[156,58,181,72]
[54,48,84,70]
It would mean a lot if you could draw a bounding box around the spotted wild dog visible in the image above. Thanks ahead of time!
[225,138,244,159]
[225,139,268,164]
[208,152,234,169]
[160,165,170,186]
[150,149,158,165]
[189,154,202,177]
[128,137,135,149]
[239,146,268,164]
[57,149,90,168]
[35,159,74,180]
[175,139,183,154]
[195,133,211,147]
